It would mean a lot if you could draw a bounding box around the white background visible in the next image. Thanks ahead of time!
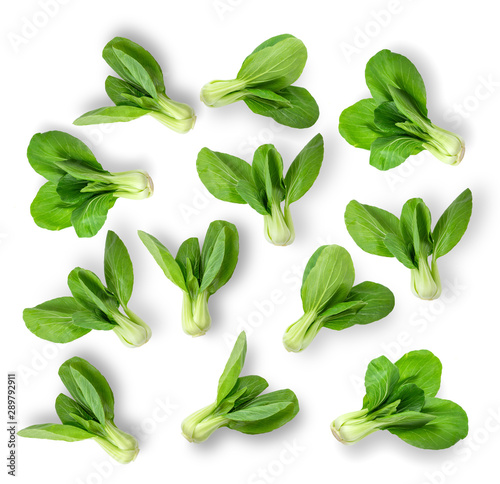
[2,0,499,483]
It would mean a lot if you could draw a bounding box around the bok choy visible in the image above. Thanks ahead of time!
[200,34,319,128]
[138,221,239,336]
[182,332,299,442]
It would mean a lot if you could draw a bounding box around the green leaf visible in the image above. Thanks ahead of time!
[175,238,201,283]
[238,36,307,91]
[383,233,417,269]
[69,414,104,436]
[138,231,187,291]
[68,267,119,317]
[121,93,160,111]
[216,388,247,416]
[103,37,164,98]
[373,102,408,134]
[301,245,327,286]
[345,200,401,257]
[389,397,468,449]
[400,198,427,247]
[363,355,400,411]
[23,297,90,343]
[432,189,473,260]
[105,75,146,106]
[30,182,77,231]
[104,231,134,307]
[229,375,269,408]
[196,148,253,204]
[184,259,200,298]
[56,175,91,203]
[376,410,435,429]
[200,221,239,295]
[200,229,226,292]
[70,193,116,238]
[217,332,247,405]
[245,88,292,108]
[370,135,424,171]
[235,180,269,215]
[412,201,433,258]
[284,134,324,204]
[319,300,365,326]
[18,424,94,442]
[55,393,94,426]
[395,350,442,397]
[301,245,355,313]
[53,160,110,182]
[227,389,299,434]
[263,147,285,204]
[251,144,275,190]
[339,98,383,150]
[365,49,428,116]
[73,106,149,125]
[395,121,428,138]
[72,310,116,330]
[245,86,319,129]
[58,357,114,424]
[247,34,296,56]
[388,85,429,126]
[385,383,425,413]
[27,131,101,183]
[323,281,394,330]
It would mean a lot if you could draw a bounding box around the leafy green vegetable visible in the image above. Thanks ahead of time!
[74,37,195,133]
[23,231,151,347]
[138,220,239,336]
[181,332,299,442]
[331,350,468,449]
[28,131,153,238]
[345,189,472,300]
[200,34,319,128]
[339,49,465,170]
[18,357,139,463]
[197,134,324,246]
[283,245,394,352]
